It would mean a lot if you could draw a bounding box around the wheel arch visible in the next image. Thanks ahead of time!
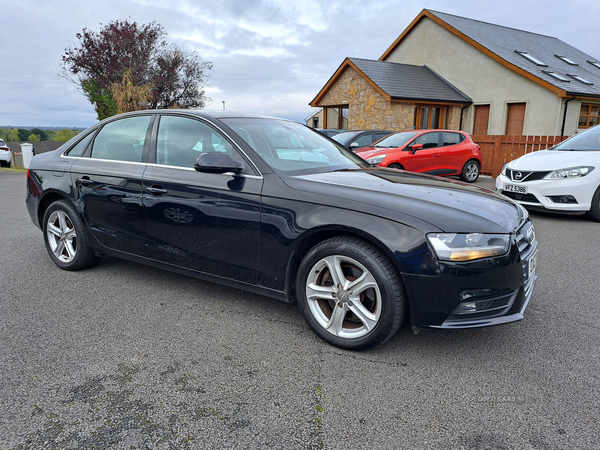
[38,190,75,228]
[284,225,410,303]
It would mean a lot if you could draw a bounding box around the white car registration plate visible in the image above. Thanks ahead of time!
[504,184,528,194]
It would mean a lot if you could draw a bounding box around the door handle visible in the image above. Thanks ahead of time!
[77,177,93,187]
[146,186,168,195]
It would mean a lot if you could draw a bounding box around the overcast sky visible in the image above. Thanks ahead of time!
[2,0,599,129]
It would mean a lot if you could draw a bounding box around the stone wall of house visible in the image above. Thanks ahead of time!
[318,66,462,131]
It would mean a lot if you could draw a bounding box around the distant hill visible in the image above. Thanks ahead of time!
[1,126,87,131]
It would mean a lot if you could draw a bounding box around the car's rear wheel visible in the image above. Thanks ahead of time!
[296,236,406,350]
[460,160,480,183]
[586,186,600,222]
[43,200,101,271]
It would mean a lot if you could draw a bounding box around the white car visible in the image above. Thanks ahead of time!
[0,139,11,167]
[496,125,600,221]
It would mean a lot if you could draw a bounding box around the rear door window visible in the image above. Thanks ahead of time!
[90,116,151,162]
[441,132,464,146]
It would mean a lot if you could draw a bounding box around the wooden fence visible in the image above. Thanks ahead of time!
[472,135,566,178]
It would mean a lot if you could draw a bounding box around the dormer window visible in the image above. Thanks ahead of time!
[515,51,547,66]
[542,70,570,82]
[588,61,600,70]
[555,55,578,65]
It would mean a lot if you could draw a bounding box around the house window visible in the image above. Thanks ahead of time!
[472,104,490,135]
[324,106,349,130]
[312,117,319,128]
[568,74,593,85]
[414,104,448,129]
[515,51,547,67]
[505,103,526,135]
[555,55,578,65]
[578,104,600,128]
[542,70,570,82]
[587,61,600,70]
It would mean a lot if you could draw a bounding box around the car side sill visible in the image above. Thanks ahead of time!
[96,246,290,303]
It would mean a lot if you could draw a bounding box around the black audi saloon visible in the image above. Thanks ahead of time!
[26,110,538,350]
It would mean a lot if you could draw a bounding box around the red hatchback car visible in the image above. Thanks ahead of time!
[355,129,482,182]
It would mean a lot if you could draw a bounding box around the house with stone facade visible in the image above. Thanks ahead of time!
[309,9,600,138]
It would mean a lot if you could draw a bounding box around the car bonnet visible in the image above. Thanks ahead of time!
[283,168,525,234]
[507,149,600,171]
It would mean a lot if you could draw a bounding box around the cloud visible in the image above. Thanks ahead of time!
[2,0,599,128]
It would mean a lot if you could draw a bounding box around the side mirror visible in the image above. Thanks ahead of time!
[194,152,244,174]
[349,142,359,149]
[409,143,423,154]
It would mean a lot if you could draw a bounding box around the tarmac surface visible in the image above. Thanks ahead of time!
[1,170,598,449]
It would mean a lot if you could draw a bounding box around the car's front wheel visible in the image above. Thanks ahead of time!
[296,236,406,350]
[460,160,480,183]
[43,200,101,271]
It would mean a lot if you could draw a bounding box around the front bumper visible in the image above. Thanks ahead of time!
[496,173,599,213]
[404,220,537,330]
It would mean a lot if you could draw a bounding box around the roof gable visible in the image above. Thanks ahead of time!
[380,9,600,98]
[310,57,471,106]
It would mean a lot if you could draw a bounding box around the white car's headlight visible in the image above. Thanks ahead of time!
[544,166,594,179]
[427,233,510,262]
[366,154,386,165]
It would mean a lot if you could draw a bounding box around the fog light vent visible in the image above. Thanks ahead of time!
[548,195,577,204]
[459,301,491,314]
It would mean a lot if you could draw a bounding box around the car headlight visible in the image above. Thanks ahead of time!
[366,154,386,165]
[544,166,594,179]
[501,165,507,176]
[427,233,510,262]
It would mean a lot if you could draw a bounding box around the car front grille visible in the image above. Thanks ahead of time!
[506,168,550,182]
[516,220,537,300]
[501,191,540,203]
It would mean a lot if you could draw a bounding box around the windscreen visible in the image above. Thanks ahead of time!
[221,118,369,175]
[373,131,419,148]
[554,126,600,151]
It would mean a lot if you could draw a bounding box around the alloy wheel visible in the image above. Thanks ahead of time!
[305,255,382,339]
[46,210,78,263]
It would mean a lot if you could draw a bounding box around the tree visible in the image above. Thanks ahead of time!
[0,128,19,142]
[28,134,41,142]
[18,129,30,141]
[60,19,212,120]
[53,129,78,142]
[31,128,49,141]
[111,70,153,114]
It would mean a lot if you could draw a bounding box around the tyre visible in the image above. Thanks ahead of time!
[586,186,600,222]
[43,200,101,271]
[388,163,404,170]
[460,160,480,183]
[296,236,406,350]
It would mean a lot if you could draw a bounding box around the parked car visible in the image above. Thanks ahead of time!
[332,130,395,151]
[0,139,12,167]
[26,110,537,350]
[315,128,344,137]
[356,129,482,182]
[496,125,600,221]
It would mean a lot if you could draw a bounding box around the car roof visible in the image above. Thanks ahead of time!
[105,109,293,123]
